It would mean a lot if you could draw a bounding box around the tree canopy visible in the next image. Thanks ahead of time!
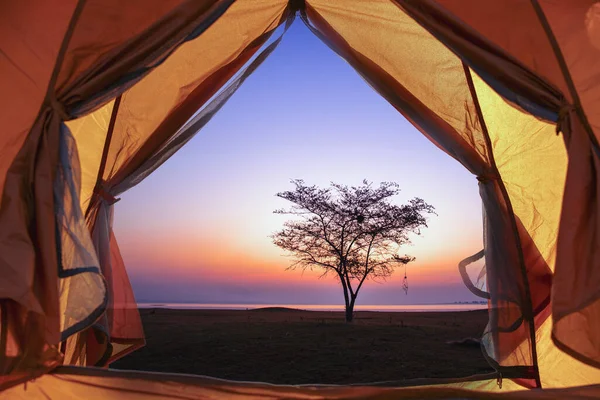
[271,179,435,321]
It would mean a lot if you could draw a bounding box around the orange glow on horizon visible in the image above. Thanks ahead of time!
[117,226,479,288]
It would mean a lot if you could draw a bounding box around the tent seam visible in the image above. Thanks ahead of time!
[392,0,563,124]
[50,365,501,389]
[44,0,87,113]
[462,63,542,388]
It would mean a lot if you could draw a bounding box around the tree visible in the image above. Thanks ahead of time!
[271,179,435,322]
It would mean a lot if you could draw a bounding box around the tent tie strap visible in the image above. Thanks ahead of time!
[485,363,540,389]
[93,183,120,205]
[50,95,71,121]
[476,173,499,184]
[556,103,576,135]
[497,372,503,389]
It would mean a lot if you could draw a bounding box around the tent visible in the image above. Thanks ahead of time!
[1,0,600,398]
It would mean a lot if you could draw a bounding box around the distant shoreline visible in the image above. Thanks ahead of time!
[136,302,488,313]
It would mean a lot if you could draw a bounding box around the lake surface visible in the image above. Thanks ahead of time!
[137,303,487,312]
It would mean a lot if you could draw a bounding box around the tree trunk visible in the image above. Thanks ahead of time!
[345,305,354,322]
[345,296,356,323]
[339,273,352,322]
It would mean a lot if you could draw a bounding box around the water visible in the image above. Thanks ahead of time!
[137,303,487,312]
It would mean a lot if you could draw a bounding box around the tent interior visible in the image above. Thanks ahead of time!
[1,0,600,398]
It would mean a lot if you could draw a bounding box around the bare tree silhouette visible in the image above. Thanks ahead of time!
[271,179,435,322]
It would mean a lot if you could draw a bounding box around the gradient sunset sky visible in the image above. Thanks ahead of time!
[113,21,484,306]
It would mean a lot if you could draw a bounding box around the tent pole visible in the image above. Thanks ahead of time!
[85,94,122,220]
[462,63,542,388]
[530,0,599,153]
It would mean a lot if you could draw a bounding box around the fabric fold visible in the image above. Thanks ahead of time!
[0,0,238,387]
[396,0,600,371]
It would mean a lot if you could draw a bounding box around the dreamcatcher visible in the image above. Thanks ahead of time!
[402,265,408,295]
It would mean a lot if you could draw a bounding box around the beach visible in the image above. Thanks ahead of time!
[111,308,493,384]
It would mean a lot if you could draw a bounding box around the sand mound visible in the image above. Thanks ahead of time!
[249,307,306,312]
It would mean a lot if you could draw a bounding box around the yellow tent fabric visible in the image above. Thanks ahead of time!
[1,0,599,397]
[0,366,585,400]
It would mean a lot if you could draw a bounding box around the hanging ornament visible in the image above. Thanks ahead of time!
[402,265,408,295]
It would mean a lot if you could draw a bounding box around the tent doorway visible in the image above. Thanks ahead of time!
[105,21,493,384]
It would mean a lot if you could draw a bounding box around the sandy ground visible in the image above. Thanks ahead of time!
[111,308,493,384]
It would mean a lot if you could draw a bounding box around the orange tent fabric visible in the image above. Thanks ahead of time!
[1,0,599,397]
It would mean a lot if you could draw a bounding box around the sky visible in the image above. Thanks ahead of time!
[113,21,484,306]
